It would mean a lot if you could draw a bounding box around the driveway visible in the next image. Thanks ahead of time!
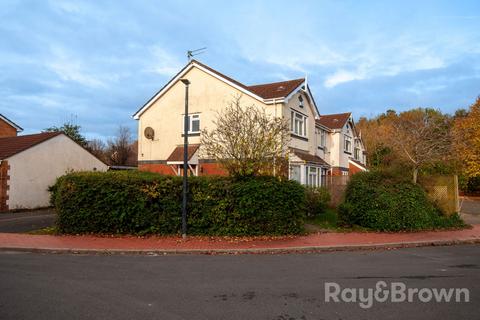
[0,209,56,233]
[0,245,478,320]
[460,196,480,225]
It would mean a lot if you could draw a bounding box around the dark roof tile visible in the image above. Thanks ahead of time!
[166,144,200,162]
[316,112,351,129]
[0,132,62,159]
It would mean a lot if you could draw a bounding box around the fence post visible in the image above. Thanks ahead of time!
[454,174,460,213]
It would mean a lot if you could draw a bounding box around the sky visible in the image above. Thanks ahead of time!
[1,0,479,140]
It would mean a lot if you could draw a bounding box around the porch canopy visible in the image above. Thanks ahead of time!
[166,144,200,176]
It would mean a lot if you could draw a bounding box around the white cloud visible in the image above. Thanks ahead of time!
[324,69,366,88]
[146,46,183,77]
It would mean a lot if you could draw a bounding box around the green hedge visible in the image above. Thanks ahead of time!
[305,187,331,217]
[50,171,306,236]
[338,171,465,231]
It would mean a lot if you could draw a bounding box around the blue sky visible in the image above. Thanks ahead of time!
[1,0,479,140]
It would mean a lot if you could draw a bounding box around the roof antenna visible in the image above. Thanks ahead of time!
[187,47,207,61]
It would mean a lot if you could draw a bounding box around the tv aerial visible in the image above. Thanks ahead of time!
[187,47,207,61]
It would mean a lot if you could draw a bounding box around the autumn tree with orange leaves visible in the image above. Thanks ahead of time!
[453,97,480,179]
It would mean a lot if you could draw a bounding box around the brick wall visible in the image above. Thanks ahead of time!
[330,167,349,176]
[348,162,364,175]
[0,161,10,212]
[0,119,17,138]
[139,162,228,177]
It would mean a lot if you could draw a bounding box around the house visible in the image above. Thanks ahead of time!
[133,59,366,186]
[0,132,108,211]
[0,114,23,138]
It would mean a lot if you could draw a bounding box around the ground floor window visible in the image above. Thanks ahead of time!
[290,165,301,183]
[306,166,327,187]
[290,164,327,186]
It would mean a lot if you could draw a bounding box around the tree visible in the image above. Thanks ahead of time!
[453,97,480,178]
[389,108,453,183]
[200,96,290,177]
[86,139,107,162]
[44,122,88,147]
[106,126,133,166]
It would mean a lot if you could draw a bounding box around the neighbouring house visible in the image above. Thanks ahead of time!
[0,114,23,138]
[0,132,108,211]
[133,59,366,186]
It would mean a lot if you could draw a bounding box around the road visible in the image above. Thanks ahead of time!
[0,209,55,233]
[0,245,478,319]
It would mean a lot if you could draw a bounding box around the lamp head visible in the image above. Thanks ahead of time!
[180,78,190,85]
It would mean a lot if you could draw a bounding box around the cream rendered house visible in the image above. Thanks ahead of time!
[133,60,366,186]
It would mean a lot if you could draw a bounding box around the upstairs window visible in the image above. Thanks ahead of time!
[184,114,200,134]
[291,110,307,138]
[319,129,326,148]
[344,135,352,153]
[354,140,360,160]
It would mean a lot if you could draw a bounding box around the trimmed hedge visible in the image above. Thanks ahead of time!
[338,171,465,231]
[50,171,306,235]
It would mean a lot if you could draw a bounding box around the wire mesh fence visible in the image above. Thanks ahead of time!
[418,175,459,215]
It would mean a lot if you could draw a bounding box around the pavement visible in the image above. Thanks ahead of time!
[0,209,56,233]
[460,196,480,225]
[0,245,478,319]
[0,224,479,254]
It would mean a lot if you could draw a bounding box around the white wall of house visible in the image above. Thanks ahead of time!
[6,134,108,209]
[138,66,276,162]
[283,91,318,154]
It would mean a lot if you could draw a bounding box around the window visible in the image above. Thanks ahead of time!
[184,114,200,134]
[291,110,307,137]
[354,139,360,160]
[344,135,352,153]
[319,129,326,148]
[290,165,301,183]
[305,166,326,187]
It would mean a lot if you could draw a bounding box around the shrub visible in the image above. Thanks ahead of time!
[305,187,331,217]
[50,171,306,236]
[338,170,465,231]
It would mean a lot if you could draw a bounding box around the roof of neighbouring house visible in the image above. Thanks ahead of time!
[0,132,62,159]
[0,114,23,132]
[349,158,368,171]
[291,148,330,167]
[316,112,352,130]
[166,144,200,162]
[247,79,305,100]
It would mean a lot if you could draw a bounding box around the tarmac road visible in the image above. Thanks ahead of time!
[0,245,478,319]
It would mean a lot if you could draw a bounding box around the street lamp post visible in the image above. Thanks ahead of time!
[180,78,190,239]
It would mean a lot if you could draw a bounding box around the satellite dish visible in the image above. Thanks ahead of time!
[144,127,154,140]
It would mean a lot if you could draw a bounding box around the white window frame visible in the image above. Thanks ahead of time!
[319,129,326,148]
[183,113,200,134]
[305,166,326,187]
[291,110,307,138]
[354,139,360,160]
[344,135,352,153]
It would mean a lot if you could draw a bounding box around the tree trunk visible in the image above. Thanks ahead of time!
[413,168,418,184]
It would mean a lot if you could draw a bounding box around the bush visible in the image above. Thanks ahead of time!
[50,171,306,236]
[338,170,465,231]
[305,187,331,217]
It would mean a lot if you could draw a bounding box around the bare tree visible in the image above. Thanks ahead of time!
[107,126,133,166]
[86,138,107,162]
[200,96,290,177]
[389,108,452,183]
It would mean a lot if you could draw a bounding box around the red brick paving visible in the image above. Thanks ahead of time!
[0,225,479,253]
